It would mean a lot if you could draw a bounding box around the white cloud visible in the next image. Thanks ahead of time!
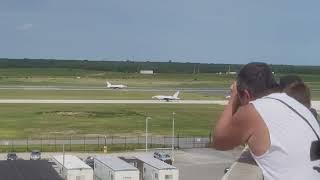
[17,23,33,31]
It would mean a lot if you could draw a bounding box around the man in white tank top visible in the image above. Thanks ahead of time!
[212,62,320,180]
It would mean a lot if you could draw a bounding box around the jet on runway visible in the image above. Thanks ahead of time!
[152,91,180,101]
[106,81,127,89]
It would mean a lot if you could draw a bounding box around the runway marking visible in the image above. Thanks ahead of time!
[0,99,319,110]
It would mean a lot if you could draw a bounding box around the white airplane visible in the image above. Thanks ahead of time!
[152,91,180,101]
[106,81,127,89]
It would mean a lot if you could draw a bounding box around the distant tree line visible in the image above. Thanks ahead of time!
[0,58,319,74]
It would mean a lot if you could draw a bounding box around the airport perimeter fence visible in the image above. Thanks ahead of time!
[0,135,212,153]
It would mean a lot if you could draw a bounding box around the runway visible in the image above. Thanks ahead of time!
[0,99,228,105]
[0,99,319,109]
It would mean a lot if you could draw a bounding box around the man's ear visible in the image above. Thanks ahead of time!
[242,90,252,104]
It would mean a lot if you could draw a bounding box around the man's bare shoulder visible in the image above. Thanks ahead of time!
[234,104,260,122]
[233,103,263,134]
[236,103,270,156]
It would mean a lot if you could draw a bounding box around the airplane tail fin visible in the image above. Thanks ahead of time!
[106,81,111,87]
[173,91,180,98]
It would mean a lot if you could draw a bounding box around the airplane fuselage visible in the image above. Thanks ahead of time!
[108,85,127,89]
[106,81,127,89]
[152,96,180,101]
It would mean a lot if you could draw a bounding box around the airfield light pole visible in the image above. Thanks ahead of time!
[145,117,151,152]
[172,112,175,161]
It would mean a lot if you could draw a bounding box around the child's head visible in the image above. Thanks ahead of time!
[279,75,303,90]
[284,82,311,108]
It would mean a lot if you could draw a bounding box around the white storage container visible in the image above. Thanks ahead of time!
[94,156,139,180]
[53,155,93,180]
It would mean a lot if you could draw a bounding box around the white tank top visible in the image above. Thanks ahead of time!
[250,93,320,180]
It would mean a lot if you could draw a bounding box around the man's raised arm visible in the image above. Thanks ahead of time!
[211,83,254,150]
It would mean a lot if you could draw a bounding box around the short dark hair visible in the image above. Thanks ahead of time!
[279,75,303,90]
[237,62,278,98]
[284,82,311,108]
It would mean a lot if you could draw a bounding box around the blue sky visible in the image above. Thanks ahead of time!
[1,0,320,65]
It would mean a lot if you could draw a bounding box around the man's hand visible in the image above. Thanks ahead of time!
[229,81,241,114]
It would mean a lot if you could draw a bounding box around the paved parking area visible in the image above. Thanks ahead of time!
[0,148,242,180]
[174,148,242,180]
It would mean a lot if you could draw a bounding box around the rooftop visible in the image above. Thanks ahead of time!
[53,155,92,170]
[0,160,63,180]
[95,156,138,171]
[135,155,177,170]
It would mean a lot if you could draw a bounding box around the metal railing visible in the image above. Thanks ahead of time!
[0,135,211,152]
[221,148,263,180]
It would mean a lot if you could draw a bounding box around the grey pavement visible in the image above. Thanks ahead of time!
[175,148,242,180]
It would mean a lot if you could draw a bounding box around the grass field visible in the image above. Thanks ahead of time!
[0,68,320,90]
[0,104,223,139]
[0,68,234,88]
[0,77,231,88]
[0,68,319,141]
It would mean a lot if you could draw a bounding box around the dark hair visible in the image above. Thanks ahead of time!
[279,75,303,90]
[284,82,311,108]
[237,62,278,98]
